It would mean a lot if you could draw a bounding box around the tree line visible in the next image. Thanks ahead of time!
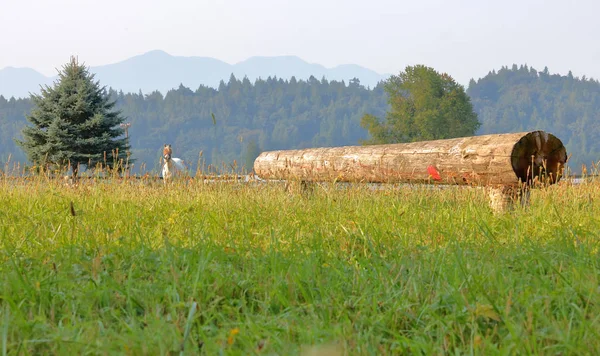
[468,64,600,173]
[1,62,598,175]
[3,70,388,174]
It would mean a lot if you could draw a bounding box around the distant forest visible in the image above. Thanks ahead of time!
[468,65,600,174]
[0,75,388,173]
[1,66,599,175]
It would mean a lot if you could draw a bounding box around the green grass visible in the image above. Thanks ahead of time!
[0,177,599,355]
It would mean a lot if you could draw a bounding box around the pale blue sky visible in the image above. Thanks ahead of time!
[1,0,598,85]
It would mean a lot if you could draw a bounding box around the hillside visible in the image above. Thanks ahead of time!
[0,50,389,99]
[468,65,600,174]
[0,76,388,173]
[1,65,598,175]
[0,67,53,99]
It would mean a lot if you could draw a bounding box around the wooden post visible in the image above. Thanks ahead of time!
[486,185,530,214]
[284,180,315,196]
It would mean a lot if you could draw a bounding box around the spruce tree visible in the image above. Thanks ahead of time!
[16,57,131,178]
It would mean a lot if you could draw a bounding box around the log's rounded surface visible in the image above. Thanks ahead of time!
[253,131,567,186]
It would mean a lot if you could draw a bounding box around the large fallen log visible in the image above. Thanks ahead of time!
[253,131,567,187]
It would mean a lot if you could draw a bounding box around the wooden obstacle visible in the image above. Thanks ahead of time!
[253,131,568,212]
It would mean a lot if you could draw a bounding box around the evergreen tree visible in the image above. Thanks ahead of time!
[16,57,131,177]
[361,65,479,144]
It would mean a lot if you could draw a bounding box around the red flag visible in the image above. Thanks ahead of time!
[427,165,442,181]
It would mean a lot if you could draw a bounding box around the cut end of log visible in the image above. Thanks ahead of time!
[510,131,567,185]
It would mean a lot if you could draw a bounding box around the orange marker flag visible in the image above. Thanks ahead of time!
[427,165,442,181]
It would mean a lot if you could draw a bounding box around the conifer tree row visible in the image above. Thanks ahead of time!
[0,64,598,175]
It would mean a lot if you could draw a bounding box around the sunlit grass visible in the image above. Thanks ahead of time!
[0,174,599,354]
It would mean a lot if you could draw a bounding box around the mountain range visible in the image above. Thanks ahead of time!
[0,50,390,99]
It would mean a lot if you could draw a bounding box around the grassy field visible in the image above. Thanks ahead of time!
[0,176,599,355]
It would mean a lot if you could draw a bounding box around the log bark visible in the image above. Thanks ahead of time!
[253,131,567,186]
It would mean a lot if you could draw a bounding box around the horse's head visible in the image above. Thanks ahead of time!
[163,144,172,162]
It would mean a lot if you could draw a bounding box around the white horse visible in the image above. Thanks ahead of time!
[161,144,186,183]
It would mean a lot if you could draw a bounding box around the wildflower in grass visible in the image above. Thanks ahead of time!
[227,328,240,345]
[167,212,177,225]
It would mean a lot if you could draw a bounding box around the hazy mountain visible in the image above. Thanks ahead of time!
[0,50,390,98]
[0,67,54,99]
[91,50,233,94]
